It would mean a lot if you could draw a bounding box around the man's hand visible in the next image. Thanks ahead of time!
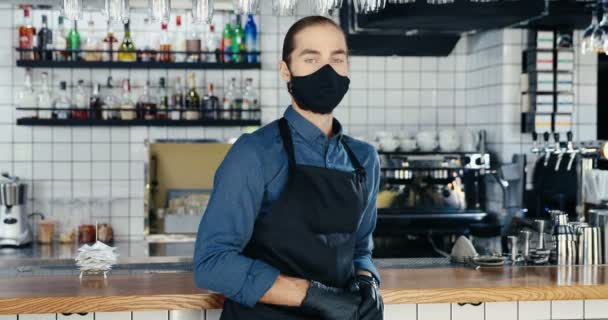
[301,280,361,320]
[349,274,384,320]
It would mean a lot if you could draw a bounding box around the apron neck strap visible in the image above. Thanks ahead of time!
[278,118,296,173]
[341,139,366,178]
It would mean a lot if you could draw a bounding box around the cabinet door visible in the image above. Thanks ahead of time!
[519,301,551,320]
[18,314,56,320]
[57,313,94,320]
[551,300,583,320]
[451,302,484,320]
[485,302,518,320]
[132,310,169,320]
[418,303,450,320]
[169,310,203,320]
[205,309,222,320]
[384,304,416,320]
[585,299,608,319]
[95,312,132,320]
[0,316,17,320]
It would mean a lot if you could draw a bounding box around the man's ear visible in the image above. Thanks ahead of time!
[279,60,292,83]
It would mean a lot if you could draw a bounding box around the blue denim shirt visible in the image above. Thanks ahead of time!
[193,106,380,307]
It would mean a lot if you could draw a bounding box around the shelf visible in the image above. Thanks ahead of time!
[16,60,261,70]
[16,118,261,127]
[378,151,484,156]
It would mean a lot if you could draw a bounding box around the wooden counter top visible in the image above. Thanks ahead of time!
[2,265,608,314]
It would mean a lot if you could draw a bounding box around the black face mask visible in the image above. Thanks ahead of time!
[288,64,350,115]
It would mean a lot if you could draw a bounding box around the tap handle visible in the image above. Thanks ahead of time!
[566,131,573,142]
[554,132,560,144]
[543,132,550,143]
[532,132,538,143]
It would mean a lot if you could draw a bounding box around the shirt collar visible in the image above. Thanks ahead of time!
[283,105,343,145]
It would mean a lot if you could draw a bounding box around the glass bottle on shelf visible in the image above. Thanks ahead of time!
[170,76,183,120]
[83,19,101,62]
[18,6,36,61]
[221,22,233,63]
[54,16,68,61]
[37,15,53,61]
[206,24,220,63]
[73,79,89,119]
[202,83,219,120]
[158,77,169,120]
[141,18,157,62]
[120,79,136,120]
[186,25,202,63]
[101,76,119,120]
[118,21,136,62]
[53,81,72,120]
[223,77,239,120]
[184,72,200,120]
[231,15,245,63]
[137,81,158,120]
[17,68,37,119]
[173,15,186,62]
[244,14,258,64]
[159,22,172,62]
[68,20,81,61]
[90,83,103,120]
[241,78,258,120]
[102,22,118,62]
[37,72,53,119]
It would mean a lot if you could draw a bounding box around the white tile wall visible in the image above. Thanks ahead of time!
[0,3,597,239]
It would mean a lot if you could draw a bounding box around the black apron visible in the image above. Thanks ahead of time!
[220,117,368,320]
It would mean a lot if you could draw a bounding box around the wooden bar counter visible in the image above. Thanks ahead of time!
[1,265,608,314]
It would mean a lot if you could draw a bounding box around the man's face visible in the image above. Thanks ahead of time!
[280,24,349,82]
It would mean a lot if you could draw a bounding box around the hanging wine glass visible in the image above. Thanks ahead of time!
[427,0,454,4]
[150,0,171,23]
[192,0,214,24]
[581,9,599,55]
[233,0,260,14]
[272,0,297,16]
[387,0,415,3]
[311,0,343,15]
[62,0,83,20]
[105,0,130,24]
[354,0,387,13]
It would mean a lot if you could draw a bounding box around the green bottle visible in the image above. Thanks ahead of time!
[231,15,245,63]
[221,23,233,63]
[68,21,80,61]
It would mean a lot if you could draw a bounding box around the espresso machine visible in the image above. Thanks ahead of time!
[0,173,32,247]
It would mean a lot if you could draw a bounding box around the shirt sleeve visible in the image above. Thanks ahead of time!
[193,134,280,307]
[353,148,381,285]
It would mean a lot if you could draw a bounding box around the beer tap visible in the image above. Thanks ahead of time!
[543,132,553,167]
[554,133,564,171]
[565,131,578,171]
[531,132,541,154]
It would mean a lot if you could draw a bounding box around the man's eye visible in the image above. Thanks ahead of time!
[332,58,345,63]
[305,58,317,63]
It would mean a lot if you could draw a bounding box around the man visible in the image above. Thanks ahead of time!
[194,15,383,320]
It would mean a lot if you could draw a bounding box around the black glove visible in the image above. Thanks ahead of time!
[301,280,361,320]
[349,274,384,320]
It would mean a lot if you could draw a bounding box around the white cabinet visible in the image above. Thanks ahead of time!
[95,312,132,320]
[18,314,56,320]
[519,301,551,320]
[205,309,222,320]
[132,310,169,320]
[585,299,608,319]
[485,302,518,320]
[0,316,17,320]
[57,313,94,320]
[384,304,416,320]
[451,303,484,320]
[551,300,584,319]
[169,310,204,320]
[418,303,450,320]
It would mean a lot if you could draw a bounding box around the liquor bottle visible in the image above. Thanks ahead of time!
[186,25,202,63]
[90,83,103,120]
[68,21,81,61]
[170,77,183,120]
[118,21,136,62]
[83,19,101,61]
[141,18,157,62]
[18,6,36,60]
[202,83,219,120]
[17,68,37,119]
[244,15,258,64]
[137,81,158,120]
[37,72,53,119]
[241,78,258,120]
[173,16,186,62]
[184,73,200,120]
[120,79,136,120]
[101,76,119,120]
[54,16,68,61]
[53,81,72,120]
[221,23,233,63]
[231,15,245,63]
[157,77,169,120]
[102,23,118,62]
[73,80,89,119]
[206,24,220,63]
[223,77,239,120]
[37,15,53,61]
[159,22,172,62]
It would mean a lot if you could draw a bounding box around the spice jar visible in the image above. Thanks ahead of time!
[37,220,55,244]
[78,224,96,244]
[97,223,114,244]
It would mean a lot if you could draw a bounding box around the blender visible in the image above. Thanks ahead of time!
[0,173,32,246]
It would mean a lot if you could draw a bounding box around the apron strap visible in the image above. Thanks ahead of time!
[341,139,366,178]
[278,118,296,173]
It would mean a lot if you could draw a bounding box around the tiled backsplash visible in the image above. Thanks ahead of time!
[0,2,597,240]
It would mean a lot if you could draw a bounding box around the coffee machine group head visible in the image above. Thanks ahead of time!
[0,174,32,246]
